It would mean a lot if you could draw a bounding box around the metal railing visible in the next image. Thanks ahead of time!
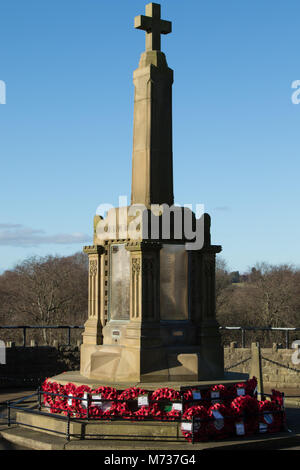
[0,325,84,347]
[5,390,191,443]
[219,326,300,349]
[4,387,285,444]
[0,324,299,349]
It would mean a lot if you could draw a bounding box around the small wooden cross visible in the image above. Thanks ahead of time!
[135,3,172,52]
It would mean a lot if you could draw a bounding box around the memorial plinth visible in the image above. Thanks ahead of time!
[77,3,225,384]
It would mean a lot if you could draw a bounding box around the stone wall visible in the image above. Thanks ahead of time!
[1,342,300,390]
[225,343,300,389]
[0,344,80,389]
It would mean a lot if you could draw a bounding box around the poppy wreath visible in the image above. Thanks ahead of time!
[271,389,285,408]
[118,387,147,400]
[149,402,168,421]
[230,395,259,436]
[245,377,258,396]
[258,400,283,433]
[100,401,132,420]
[42,381,122,419]
[181,405,209,442]
[88,405,105,419]
[41,379,56,410]
[133,398,181,421]
[165,408,182,421]
[270,389,286,429]
[86,387,119,420]
[65,384,91,418]
[42,379,67,414]
[182,388,209,409]
[134,405,152,421]
[118,387,148,414]
[151,387,181,401]
[227,383,245,401]
[151,387,182,421]
[42,378,286,437]
[227,377,258,402]
[79,385,119,419]
[206,403,234,440]
[144,402,180,421]
[209,384,229,406]
[93,386,118,400]
[42,380,85,416]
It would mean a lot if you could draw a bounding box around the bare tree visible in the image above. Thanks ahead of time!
[0,253,88,344]
[216,261,300,346]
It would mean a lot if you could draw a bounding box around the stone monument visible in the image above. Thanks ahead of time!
[1,5,256,450]
[79,3,224,384]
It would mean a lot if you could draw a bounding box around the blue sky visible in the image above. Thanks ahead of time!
[0,0,299,273]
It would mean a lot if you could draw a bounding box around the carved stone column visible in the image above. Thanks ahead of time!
[125,241,162,360]
[82,245,105,345]
[198,249,224,377]
[131,256,142,321]
[142,256,157,322]
[203,252,216,321]
[126,241,161,323]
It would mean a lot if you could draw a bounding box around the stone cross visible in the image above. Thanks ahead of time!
[131,2,174,207]
[135,3,172,52]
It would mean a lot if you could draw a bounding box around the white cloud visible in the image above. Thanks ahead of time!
[0,223,23,229]
[0,224,91,247]
[213,206,231,212]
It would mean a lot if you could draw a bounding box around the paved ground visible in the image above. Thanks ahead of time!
[0,388,36,421]
[0,389,35,449]
[0,436,27,450]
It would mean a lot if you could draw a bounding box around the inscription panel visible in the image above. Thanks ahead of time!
[160,244,189,321]
[109,244,130,320]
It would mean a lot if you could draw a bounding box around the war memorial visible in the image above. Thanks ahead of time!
[0,4,288,449]
[62,1,224,387]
